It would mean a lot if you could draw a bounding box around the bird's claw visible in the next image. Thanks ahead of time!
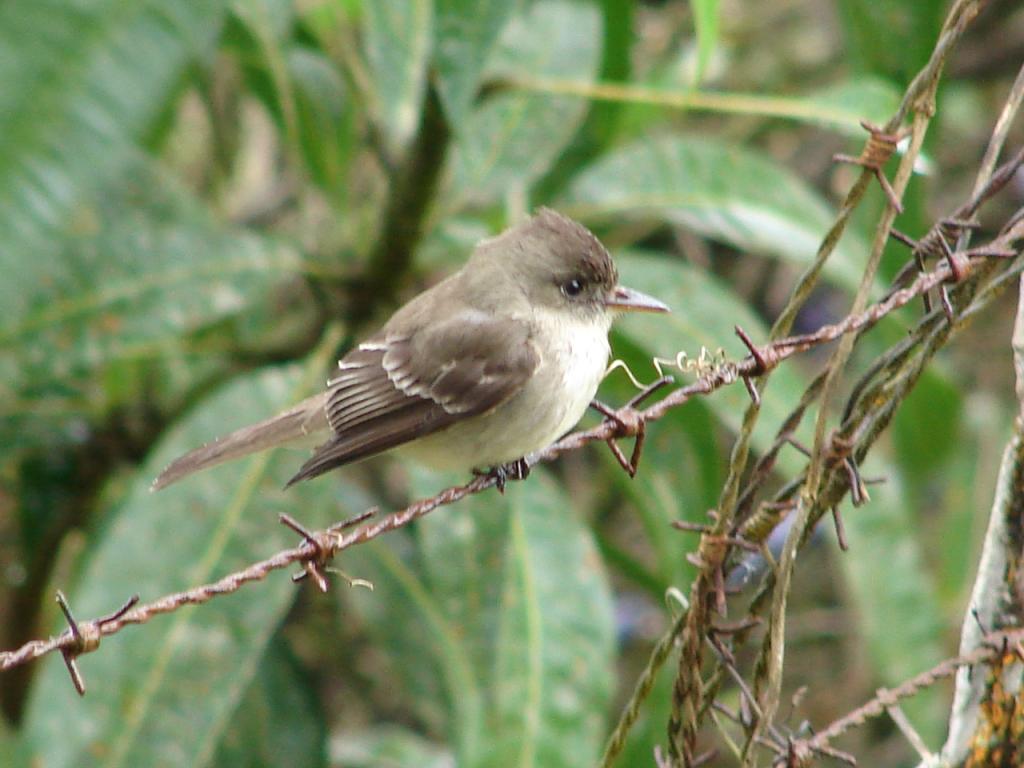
[475,457,531,494]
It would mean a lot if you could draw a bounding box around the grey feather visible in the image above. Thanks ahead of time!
[151,392,329,491]
[285,317,537,486]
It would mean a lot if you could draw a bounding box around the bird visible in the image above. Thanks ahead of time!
[152,208,668,491]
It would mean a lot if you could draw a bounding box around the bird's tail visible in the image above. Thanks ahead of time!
[151,392,329,491]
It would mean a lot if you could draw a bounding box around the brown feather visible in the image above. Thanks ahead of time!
[285,315,537,486]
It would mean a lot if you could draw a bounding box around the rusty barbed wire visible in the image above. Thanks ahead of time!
[785,628,1024,763]
[668,0,999,760]
[740,224,1024,766]
[833,120,910,212]
[2,222,1019,693]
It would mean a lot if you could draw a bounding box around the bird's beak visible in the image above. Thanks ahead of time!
[605,285,670,313]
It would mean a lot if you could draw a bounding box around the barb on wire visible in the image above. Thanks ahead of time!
[55,591,139,696]
[833,119,910,212]
[887,147,1024,318]
[280,509,376,592]
[591,375,674,477]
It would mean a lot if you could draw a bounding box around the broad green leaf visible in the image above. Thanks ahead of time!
[0,161,307,415]
[289,47,355,197]
[297,0,356,42]
[484,473,614,768]
[563,136,868,290]
[525,0,634,200]
[21,359,362,768]
[362,0,433,155]
[934,394,1008,607]
[0,720,30,768]
[0,0,228,304]
[434,0,522,124]
[224,2,354,198]
[343,465,616,768]
[690,0,719,85]
[227,0,300,147]
[838,474,946,745]
[213,639,326,767]
[836,0,946,81]
[612,252,810,467]
[891,367,963,485]
[807,77,902,135]
[447,0,603,208]
[331,726,453,768]
[338,533,466,751]
[414,475,515,695]
[415,216,494,271]
[231,0,293,38]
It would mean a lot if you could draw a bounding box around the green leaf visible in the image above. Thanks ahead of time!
[289,47,355,197]
[838,474,946,744]
[362,0,433,154]
[0,162,308,417]
[806,77,902,135]
[563,136,869,290]
[434,0,522,124]
[330,726,453,768]
[612,251,810,467]
[344,465,616,768]
[935,397,1008,606]
[485,475,614,767]
[20,359,361,768]
[447,0,603,209]
[690,0,719,85]
[340,532,475,754]
[231,0,293,38]
[891,367,963,484]
[227,0,302,153]
[0,0,229,298]
[836,0,946,81]
[0,719,30,768]
[223,1,355,198]
[213,639,326,768]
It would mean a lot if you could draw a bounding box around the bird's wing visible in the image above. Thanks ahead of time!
[286,312,538,485]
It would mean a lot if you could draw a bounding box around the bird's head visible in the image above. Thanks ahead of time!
[471,208,669,323]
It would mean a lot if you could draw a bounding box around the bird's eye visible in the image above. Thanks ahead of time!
[561,277,585,298]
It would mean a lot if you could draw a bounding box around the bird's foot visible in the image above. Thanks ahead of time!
[475,457,531,494]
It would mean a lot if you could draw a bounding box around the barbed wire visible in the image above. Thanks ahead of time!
[4,4,1023,766]
[784,628,1024,766]
[1,202,1020,694]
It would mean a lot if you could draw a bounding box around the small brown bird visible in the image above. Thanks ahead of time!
[152,209,668,491]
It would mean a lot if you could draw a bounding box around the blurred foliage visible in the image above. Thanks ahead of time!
[1,0,1023,766]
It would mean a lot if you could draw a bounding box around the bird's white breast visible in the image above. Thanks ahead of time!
[399,309,611,471]
[529,309,612,443]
